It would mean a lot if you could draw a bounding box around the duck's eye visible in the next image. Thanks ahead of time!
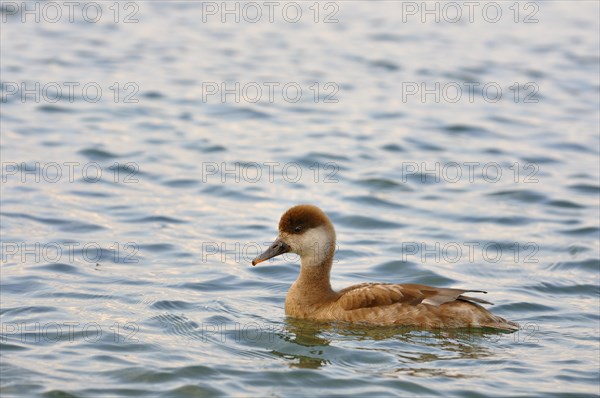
[294,225,303,233]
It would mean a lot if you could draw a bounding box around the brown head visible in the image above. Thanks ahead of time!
[252,204,336,267]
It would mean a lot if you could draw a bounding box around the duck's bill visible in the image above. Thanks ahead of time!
[252,238,290,266]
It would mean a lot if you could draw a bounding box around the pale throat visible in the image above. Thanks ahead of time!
[297,226,335,269]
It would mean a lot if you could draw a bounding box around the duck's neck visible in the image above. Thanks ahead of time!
[294,243,336,299]
[285,227,338,316]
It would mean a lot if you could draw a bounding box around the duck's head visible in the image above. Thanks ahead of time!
[252,204,336,267]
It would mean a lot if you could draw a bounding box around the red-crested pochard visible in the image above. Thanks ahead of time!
[252,205,518,330]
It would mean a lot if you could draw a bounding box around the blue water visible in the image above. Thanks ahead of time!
[1,1,599,397]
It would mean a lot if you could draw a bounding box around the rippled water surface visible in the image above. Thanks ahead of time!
[1,1,599,397]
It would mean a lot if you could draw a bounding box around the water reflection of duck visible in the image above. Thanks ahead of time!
[252,205,518,331]
[277,318,500,371]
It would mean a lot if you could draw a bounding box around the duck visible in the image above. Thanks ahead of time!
[252,204,518,331]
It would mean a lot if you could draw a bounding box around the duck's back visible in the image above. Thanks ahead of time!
[304,283,519,331]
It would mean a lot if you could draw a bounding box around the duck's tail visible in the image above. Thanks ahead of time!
[484,315,519,331]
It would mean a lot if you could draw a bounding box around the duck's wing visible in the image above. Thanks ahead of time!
[336,283,492,311]
[419,287,493,306]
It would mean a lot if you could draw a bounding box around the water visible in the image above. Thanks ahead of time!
[1,1,599,397]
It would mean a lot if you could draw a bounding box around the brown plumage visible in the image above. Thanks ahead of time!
[252,204,519,331]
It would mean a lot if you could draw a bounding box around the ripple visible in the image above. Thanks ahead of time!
[372,112,405,120]
[252,263,297,282]
[443,124,492,136]
[372,260,456,286]
[346,195,407,209]
[368,59,401,71]
[199,185,265,201]
[105,367,175,384]
[546,199,585,209]
[126,216,186,224]
[489,190,585,209]
[0,305,58,316]
[380,143,405,152]
[78,148,121,161]
[138,243,178,253]
[354,178,412,191]
[149,300,195,310]
[75,388,156,397]
[488,189,547,203]
[334,215,404,229]
[369,33,408,42]
[405,138,444,152]
[295,151,350,165]
[521,156,561,164]
[34,263,82,275]
[37,291,111,300]
[1,277,47,294]
[204,145,227,153]
[1,212,105,232]
[546,142,596,153]
[183,141,227,153]
[495,302,555,313]
[206,105,271,120]
[559,226,599,236]
[149,313,202,340]
[568,183,600,195]
[488,115,531,126]
[162,385,221,397]
[162,179,199,188]
[178,276,244,291]
[69,190,113,198]
[0,342,28,352]
[525,282,600,296]
[567,245,592,255]
[37,105,74,113]
[142,91,165,99]
[549,258,600,273]
[458,215,534,226]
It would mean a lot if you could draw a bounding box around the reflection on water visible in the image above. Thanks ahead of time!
[277,317,515,373]
[276,318,332,369]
